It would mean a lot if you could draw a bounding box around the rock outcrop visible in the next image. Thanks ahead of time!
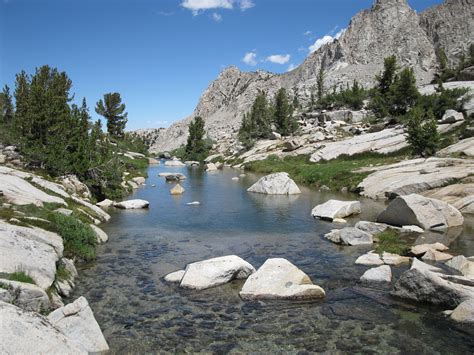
[0,301,86,354]
[247,172,301,195]
[377,194,464,230]
[239,258,325,300]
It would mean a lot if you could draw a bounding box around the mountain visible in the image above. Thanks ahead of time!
[144,0,474,153]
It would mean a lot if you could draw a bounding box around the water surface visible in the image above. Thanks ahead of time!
[72,164,474,353]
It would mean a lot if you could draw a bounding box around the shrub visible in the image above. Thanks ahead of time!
[404,107,440,157]
[49,213,97,261]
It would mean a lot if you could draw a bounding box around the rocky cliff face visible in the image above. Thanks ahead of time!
[145,0,473,153]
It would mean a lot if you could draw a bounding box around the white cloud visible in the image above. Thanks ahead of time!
[303,30,312,36]
[287,63,297,72]
[181,0,254,15]
[239,0,255,10]
[212,12,223,21]
[265,54,291,65]
[308,28,345,54]
[243,51,258,66]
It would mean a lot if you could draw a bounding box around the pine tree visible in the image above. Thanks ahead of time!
[405,107,440,157]
[185,116,207,161]
[390,67,419,115]
[1,85,14,124]
[251,91,272,138]
[14,70,30,136]
[274,88,297,136]
[376,55,398,96]
[316,66,325,102]
[95,93,128,138]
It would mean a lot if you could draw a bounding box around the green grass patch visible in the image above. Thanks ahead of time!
[8,271,35,284]
[245,152,406,191]
[374,230,410,255]
[0,207,15,220]
[55,265,71,282]
[49,213,97,261]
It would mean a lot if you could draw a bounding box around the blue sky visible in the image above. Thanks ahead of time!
[1,0,442,130]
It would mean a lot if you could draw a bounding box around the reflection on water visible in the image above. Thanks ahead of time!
[72,164,474,353]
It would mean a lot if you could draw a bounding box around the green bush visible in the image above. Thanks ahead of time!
[49,213,97,261]
[404,107,440,157]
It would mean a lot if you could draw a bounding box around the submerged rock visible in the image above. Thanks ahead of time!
[377,194,464,230]
[114,199,150,209]
[312,200,361,221]
[47,297,109,353]
[247,172,301,195]
[240,258,325,300]
[170,184,185,195]
[0,301,85,354]
[360,265,392,283]
[179,255,256,290]
[164,270,185,283]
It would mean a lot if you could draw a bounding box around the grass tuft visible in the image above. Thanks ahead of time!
[374,230,410,255]
[8,270,35,284]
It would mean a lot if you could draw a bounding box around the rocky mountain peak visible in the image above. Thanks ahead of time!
[144,0,473,153]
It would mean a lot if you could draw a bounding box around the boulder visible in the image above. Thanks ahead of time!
[239,258,325,300]
[0,279,50,312]
[392,259,474,307]
[47,297,109,353]
[131,176,146,185]
[410,242,449,256]
[160,172,186,181]
[70,196,111,223]
[422,183,474,215]
[247,172,301,195]
[355,221,391,235]
[170,184,185,195]
[382,252,411,266]
[446,256,474,277]
[164,270,185,283]
[377,194,464,230]
[421,249,453,262]
[312,200,361,221]
[355,251,384,266]
[270,131,282,140]
[439,110,464,124]
[164,159,185,167]
[60,175,91,199]
[90,225,108,244]
[114,199,150,209]
[179,255,256,290]
[96,199,114,208]
[284,138,303,152]
[184,160,200,166]
[206,163,218,171]
[0,301,85,354]
[360,265,392,283]
[450,299,474,323]
[148,157,160,164]
[324,227,373,246]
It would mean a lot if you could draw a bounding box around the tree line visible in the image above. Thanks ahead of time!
[0,65,147,200]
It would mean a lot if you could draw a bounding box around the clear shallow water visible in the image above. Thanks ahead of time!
[72,164,474,353]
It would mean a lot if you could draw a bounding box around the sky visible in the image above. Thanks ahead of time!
[0,0,442,130]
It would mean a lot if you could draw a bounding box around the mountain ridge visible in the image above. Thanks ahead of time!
[142,0,473,153]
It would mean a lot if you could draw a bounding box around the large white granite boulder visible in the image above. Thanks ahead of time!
[240,258,325,300]
[377,194,464,230]
[360,265,392,283]
[179,255,256,290]
[312,200,361,221]
[114,199,150,209]
[247,172,301,195]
